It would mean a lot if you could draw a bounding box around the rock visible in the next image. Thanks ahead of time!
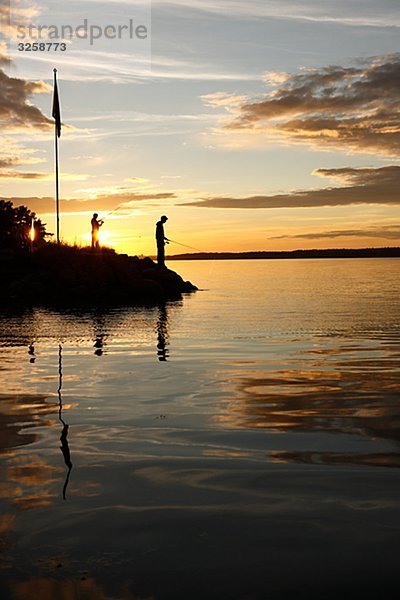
[0,244,197,307]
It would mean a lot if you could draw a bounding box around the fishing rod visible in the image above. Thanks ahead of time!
[168,238,216,279]
[99,203,127,221]
[167,239,205,253]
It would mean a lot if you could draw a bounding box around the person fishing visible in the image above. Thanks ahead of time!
[91,213,104,250]
[156,215,169,267]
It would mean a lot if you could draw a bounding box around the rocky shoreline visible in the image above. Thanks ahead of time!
[0,245,197,307]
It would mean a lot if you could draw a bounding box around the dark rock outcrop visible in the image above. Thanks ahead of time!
[0,245,197,307]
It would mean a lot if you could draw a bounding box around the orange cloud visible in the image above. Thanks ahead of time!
[0,160,89,180]
[201,92,248,109]
[269,225,400,241]
[183,165,400,209]
[1,190,178,216]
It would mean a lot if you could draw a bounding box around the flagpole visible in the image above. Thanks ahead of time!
[53,68,60,244]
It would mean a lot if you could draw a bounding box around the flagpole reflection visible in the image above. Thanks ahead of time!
[58,344,72,500]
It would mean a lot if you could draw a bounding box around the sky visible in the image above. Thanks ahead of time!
[0,0,399,254]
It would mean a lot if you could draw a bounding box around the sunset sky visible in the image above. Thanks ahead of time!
[1,0,399,255]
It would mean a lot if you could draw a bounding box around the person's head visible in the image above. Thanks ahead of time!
[93,213,98,218]
[161,215,168,223]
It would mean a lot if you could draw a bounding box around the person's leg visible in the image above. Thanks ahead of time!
[157,243,165,266]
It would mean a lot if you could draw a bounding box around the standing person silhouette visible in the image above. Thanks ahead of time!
[156,215,169,267]
[91,213,103,250]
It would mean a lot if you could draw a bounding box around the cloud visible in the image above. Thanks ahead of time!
[0,67,52,132]
[213,54,400,156]
[12,48,258,84]
[0,170,48,180]
[262,71,291,86]
[0,171,89,181]
[201,92,249,109]
[315,166,400,185]
[0,41,78,179]
[1,190,178,216]
[95,191,177,205]
[0,41,10,65]
[0,0,41,41]
[155,0,400,27]
[0,155,48,179]
[0,151,89,180]
[0,12,56,133]
[183,165,400,209]
[0,34,53,138]
[269,225,400,241]
[0,137,50,177]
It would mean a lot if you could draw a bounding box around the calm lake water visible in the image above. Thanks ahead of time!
[1,258,400,599]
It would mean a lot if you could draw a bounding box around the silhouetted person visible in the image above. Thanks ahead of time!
[91,213,104,249]
[156,215,169,267]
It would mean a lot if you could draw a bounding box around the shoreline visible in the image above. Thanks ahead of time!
[168,247,400,261]
[0,245,198,307]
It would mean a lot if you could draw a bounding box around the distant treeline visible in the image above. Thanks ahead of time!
[169,247,400,260]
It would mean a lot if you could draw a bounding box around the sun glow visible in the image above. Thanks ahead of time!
[98,229,111,245]
[30,219,35,242]
[81,230,113,247]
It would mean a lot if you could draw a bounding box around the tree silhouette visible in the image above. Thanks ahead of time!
[0,200,49,250]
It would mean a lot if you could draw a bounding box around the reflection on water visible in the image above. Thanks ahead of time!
[93,335,105,356]
[0,393,57,453]
[217,363,400,467]
[0,259,400,599]
[58,345,72,500]
[156,304,169,361]
[10,576,135,600]
[28,343,35,363]
[93,312,107,356]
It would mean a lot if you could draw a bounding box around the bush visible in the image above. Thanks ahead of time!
[0,199,49,250]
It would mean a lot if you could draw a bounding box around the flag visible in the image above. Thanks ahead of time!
[52,71,61,138]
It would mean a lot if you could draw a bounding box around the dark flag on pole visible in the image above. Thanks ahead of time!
[52,68,61,243]
[52,71,61,138]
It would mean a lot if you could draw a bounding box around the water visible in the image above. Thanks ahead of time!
[1,259,400,599]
